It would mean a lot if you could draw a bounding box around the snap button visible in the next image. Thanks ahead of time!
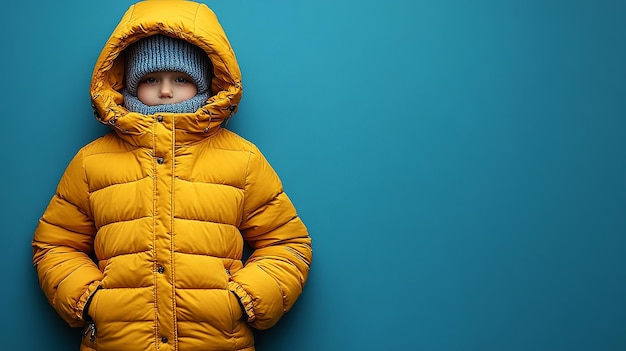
[161,336,168,343]
[157,265,165,274]
[157,115,163,123]
[157,157,164,164]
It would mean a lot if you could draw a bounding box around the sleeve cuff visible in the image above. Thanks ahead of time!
[76,281,102,323]
[228,280,256,323]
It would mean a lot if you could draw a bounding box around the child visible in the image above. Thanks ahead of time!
[32,1,312,350]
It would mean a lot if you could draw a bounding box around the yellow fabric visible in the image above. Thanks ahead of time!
[32,1,312,350]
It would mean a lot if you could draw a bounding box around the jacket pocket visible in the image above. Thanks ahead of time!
[228,289,244,331]
[82,289,101,348]
[229,290,244,319]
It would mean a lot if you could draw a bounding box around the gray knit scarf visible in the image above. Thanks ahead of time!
[123,90,209,115]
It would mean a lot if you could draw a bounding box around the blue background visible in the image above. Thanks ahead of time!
[2,1,625,350]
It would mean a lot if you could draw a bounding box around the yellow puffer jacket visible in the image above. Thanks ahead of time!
[32,1,312,350]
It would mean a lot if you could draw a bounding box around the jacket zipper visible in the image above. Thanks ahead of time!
[83,321,97,342]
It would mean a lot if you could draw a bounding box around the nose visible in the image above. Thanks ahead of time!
[159,81,173,98]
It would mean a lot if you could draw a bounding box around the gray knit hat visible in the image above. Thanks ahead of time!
[123,34,212,114]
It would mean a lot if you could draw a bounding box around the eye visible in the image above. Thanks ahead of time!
[174,76,191,84]
[142,77,158,84]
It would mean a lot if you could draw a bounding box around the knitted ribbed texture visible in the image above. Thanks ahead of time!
[122,91,209,115]
[124,34,211,96]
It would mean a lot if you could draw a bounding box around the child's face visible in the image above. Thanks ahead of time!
[136,71,198,106]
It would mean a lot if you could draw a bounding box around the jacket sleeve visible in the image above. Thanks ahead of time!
[228,148,312,330]
[32,149,103,328]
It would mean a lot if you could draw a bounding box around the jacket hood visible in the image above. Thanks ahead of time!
[90,0,242,143]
